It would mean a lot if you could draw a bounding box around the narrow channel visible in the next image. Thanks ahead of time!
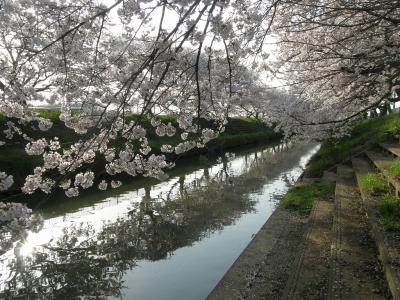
[0,142,319,299]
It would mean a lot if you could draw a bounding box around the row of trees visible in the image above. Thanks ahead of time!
[0,0,283,198]
[0,0,399,226]
[270,0,400,138]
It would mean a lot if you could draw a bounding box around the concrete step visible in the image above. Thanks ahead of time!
[353,157,400,300]
[283,198,334,299]
[328,165,387,299]
[365,150,400,196]
[322,171,337,183]
[300,177,320,185]
[380,143,400,158]
[207,205,309,300]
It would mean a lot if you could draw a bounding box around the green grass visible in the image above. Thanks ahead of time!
[379,194,400,231]
[1,109,61,124]
[387,159,400,178]
[283,181,334,214]
[359,172,387,195]
[305,113,400,177]
[36,109,61,122]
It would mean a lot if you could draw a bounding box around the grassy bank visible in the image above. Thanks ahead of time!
[299,113,400,231]
[282,181,334,214]
[305,113,400,177]
[283,113,400,216]
[0,110,281,197]
[379,194,400,231]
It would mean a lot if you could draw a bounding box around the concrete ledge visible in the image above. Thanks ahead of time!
[206,205,305,299]
[353,157,400,300]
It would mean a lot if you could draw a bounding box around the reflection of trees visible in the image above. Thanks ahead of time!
[2,224,133,299]
[0,143,314,299]
[101,167,264,263]
[1,164,259,299]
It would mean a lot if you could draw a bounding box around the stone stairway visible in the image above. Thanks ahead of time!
[365,150,400,196]
[329,165,387,299]
[353,156,400,300]
[359,143,400,299]
[285,165,389,299]
[208,142,400,300]
[380,143,400,157]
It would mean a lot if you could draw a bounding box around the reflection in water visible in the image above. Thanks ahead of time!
[0,142,319,299]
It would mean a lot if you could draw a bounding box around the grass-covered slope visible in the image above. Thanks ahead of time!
[282,181,334,214]
[379,194,400,231]
[301,113,400,231]
[305,113,400,177]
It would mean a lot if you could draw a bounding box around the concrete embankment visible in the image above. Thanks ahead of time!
[208,158,393,299]
[207,203,309,299]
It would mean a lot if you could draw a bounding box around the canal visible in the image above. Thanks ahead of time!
[0,142,319,299]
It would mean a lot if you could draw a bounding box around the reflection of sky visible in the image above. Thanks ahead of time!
[0,142,319,297]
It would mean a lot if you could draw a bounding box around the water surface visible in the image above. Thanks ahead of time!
[0,142,319,299]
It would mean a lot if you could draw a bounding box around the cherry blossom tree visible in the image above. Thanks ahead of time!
[2,0,399,244]
[0,0,279,244]
[270,0,400,138]
[0,0,277,199]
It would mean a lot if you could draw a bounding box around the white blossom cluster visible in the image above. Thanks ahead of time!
[201,128,218,143]
[37,118,53,131]
[74,171,95,189]
[0,172,13,191]
[174,141,197,155]
[98,180,108,190]
[22,167,56,194]
[111,180,122,188]
[105,149,172,181]
[25,138,48,156]
[160,144,174,153]
[60,110,97,135]
[155,123,176,137]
